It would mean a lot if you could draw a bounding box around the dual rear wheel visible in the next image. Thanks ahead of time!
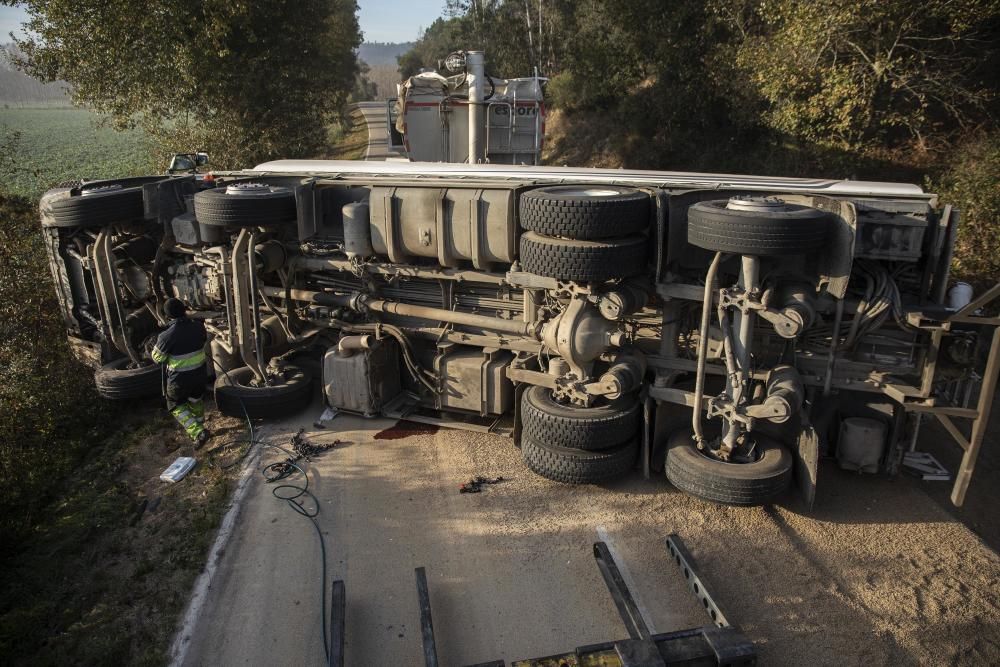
[519,385,639,484]
[518,186,649,282]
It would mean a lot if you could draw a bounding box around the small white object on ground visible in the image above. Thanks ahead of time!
[314,406,339,428]
[160,456,197,483]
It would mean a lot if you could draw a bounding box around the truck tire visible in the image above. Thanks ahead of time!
[687,199,829,256]
[522,436,637,484]
[44,176,164,228]
[214,365,312,420]
[519,186,650,239]
[521,385,639,451]
[94,358,163,400]
[194,184,296,228]
[665,430,792,506]
[519,232,646,282]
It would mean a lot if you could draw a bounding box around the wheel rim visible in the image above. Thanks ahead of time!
[724,195,789,213]
[696,438,764,465]
[81,184,125,196]
[233,366,303,389]
[225,182,285,196]
[552,186,623,198]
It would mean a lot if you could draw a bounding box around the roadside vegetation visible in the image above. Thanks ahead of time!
[0,1,364,663]
[0,127,248,666]
[401,0,1000,288]
[324,107,373,161]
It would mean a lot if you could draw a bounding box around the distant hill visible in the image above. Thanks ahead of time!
[357,42,414,67]
[0,44,71,107]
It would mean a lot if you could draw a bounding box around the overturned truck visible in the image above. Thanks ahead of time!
[40,160,1000,507]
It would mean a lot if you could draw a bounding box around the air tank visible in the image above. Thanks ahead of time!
[837,417,886,474]
[343,201,373,259]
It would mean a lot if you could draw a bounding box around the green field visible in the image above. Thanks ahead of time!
[0,107,154,199]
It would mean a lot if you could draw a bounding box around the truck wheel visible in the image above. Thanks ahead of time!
[43,176,164,228]
[94,358,163,400]
[522,436,637,484]
[214,365,312,420]
[665,430,792,506]
[521,385,639,451]
[194,183,296,228]
[519,231,646,283]
[687,199,829,256]
[519,185,650,239]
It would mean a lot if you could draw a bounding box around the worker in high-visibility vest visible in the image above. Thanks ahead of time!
[152,298,210,446]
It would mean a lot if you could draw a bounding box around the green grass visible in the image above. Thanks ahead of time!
[0,107,154,199]
[321,108,369,161]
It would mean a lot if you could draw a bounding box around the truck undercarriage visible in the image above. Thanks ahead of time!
[40,160,1000,507]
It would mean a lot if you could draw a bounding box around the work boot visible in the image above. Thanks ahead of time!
[171,403,204,442]
[196,429,211,448]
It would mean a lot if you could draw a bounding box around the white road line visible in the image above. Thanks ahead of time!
[595,524,658,635]
[361,104,374,162]
[168,447,262,667]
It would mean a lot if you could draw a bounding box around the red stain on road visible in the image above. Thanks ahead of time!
[374,422,440,440]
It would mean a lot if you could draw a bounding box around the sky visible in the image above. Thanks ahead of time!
[0,6,28,40]
[0,2,447,44]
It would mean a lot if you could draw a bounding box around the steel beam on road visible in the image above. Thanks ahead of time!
[415,567,440,667]
[593,541,653,641]
[329,580,346,667]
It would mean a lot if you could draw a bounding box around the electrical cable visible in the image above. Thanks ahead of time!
[259,439,332,666]
[201,359,334,663]
[801,260,918,355]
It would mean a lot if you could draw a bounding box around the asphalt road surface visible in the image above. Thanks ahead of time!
[175,393,1000,666]
[355,101,403,161]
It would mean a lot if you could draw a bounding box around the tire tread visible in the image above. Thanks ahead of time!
[519,187,650,239]
[519,232,646,282]
[522,437,637,484]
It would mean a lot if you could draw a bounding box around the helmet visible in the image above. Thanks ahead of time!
[164,298,187,319]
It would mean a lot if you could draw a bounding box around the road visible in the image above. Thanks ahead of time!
[174,392,1000,666]
[355,101,403,161]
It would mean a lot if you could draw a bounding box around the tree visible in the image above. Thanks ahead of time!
[397,16,475,78]
[6,1,361,168]
[722,0,1000,150]
[396,2,572,80]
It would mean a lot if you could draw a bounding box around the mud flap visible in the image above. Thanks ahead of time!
[512,382,527,449]
[794,417,820,510]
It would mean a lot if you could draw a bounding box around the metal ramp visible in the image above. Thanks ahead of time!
[329,535,756,666]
